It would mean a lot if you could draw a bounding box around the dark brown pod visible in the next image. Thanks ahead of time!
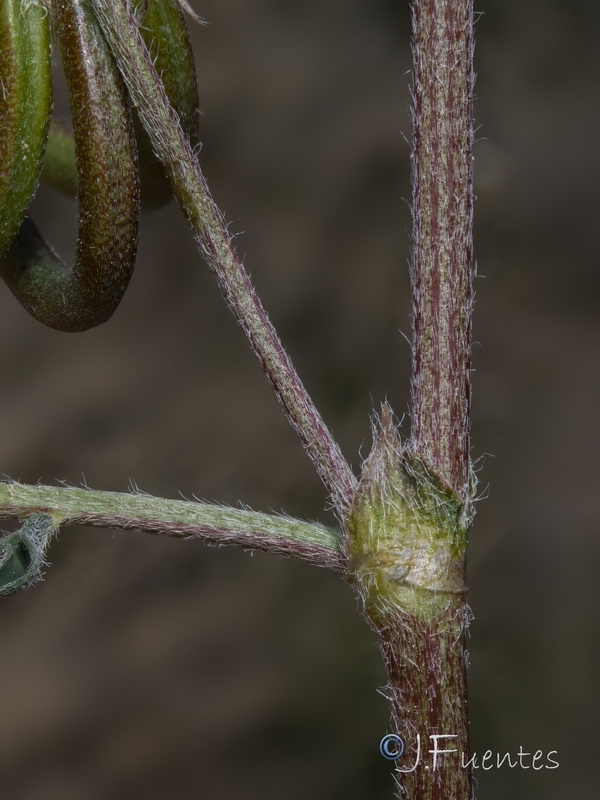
[41,0,200,211]
[1,0,139,332]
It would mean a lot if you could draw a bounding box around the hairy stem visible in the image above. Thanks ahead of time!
[348,0,476,794]
[410,0,474,500]
[346,405,473,799]
[400,0,474,795]
[374,599,472,799]
[90,0,357,514]
[0,482,344,572]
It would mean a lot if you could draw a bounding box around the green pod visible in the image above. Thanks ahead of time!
[41,0,200,210]
[137,0,199,150]
[1,0,140,332]
[128,0,200,208]
[0,0,52,256]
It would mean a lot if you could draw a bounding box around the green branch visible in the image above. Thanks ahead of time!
[0,480,345,594]
[0,482,345,578]
[90,0,357,514]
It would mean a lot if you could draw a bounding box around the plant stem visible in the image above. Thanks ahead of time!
[410,0,474,500]
[375,600,472,799]
[348,0,476,794]
[346,405,473,799]
[404,0,474,795]
[0,482,344,572]
[90,0,357,514]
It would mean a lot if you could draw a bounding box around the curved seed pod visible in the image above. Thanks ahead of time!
[132,0,200,208]
[40,0,200,210]
[0,0,52,256]
[1,0,140,332]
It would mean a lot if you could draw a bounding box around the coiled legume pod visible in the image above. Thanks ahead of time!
[41,0,200,210]
[1,0,140,332]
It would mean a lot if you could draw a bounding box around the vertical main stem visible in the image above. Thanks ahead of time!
[383,1,475,797]
[346,408,473,799]
[372,600,472,800]
[410,0,474,499]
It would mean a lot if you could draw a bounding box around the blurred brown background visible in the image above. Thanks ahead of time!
[1,0,599,797]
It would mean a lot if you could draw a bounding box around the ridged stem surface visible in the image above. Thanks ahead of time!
[410,0,474,499]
